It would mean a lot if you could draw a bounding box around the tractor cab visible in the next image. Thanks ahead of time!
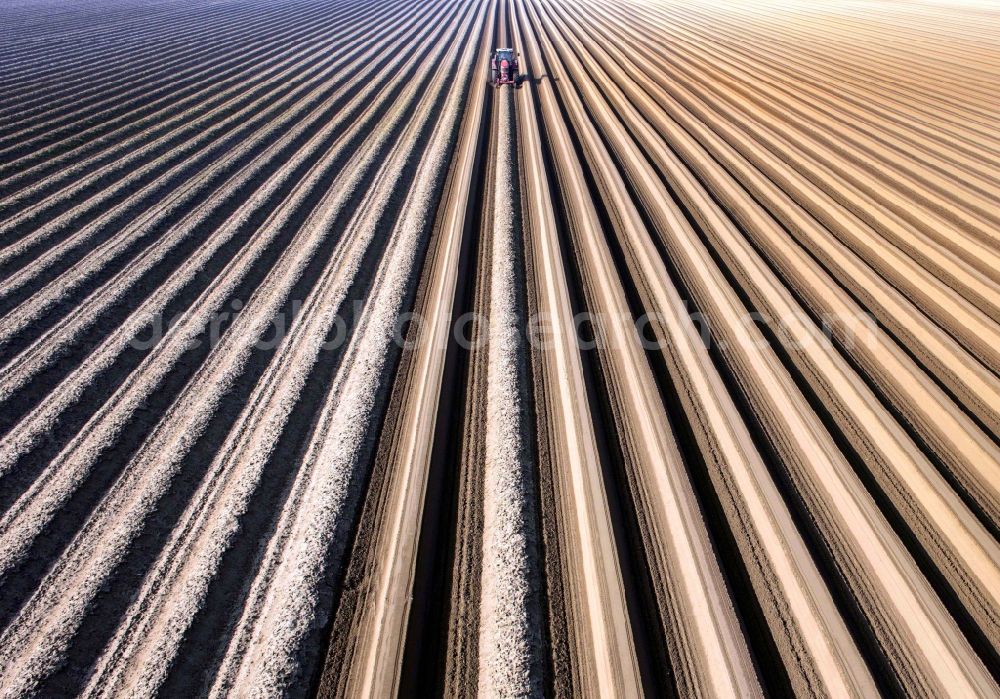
[491,47,519,87]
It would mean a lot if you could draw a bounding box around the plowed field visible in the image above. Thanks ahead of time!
[1,0,998,696]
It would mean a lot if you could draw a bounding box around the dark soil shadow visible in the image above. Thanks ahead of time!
[519,72,557,86]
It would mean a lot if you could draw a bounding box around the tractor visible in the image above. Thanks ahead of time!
[491,48,519,87]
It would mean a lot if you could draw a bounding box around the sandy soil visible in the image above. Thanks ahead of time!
[0,0,997,696]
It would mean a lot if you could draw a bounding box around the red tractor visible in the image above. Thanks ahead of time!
[491,48,519,87]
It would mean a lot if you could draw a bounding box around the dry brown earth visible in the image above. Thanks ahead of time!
[0,0,998,696]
